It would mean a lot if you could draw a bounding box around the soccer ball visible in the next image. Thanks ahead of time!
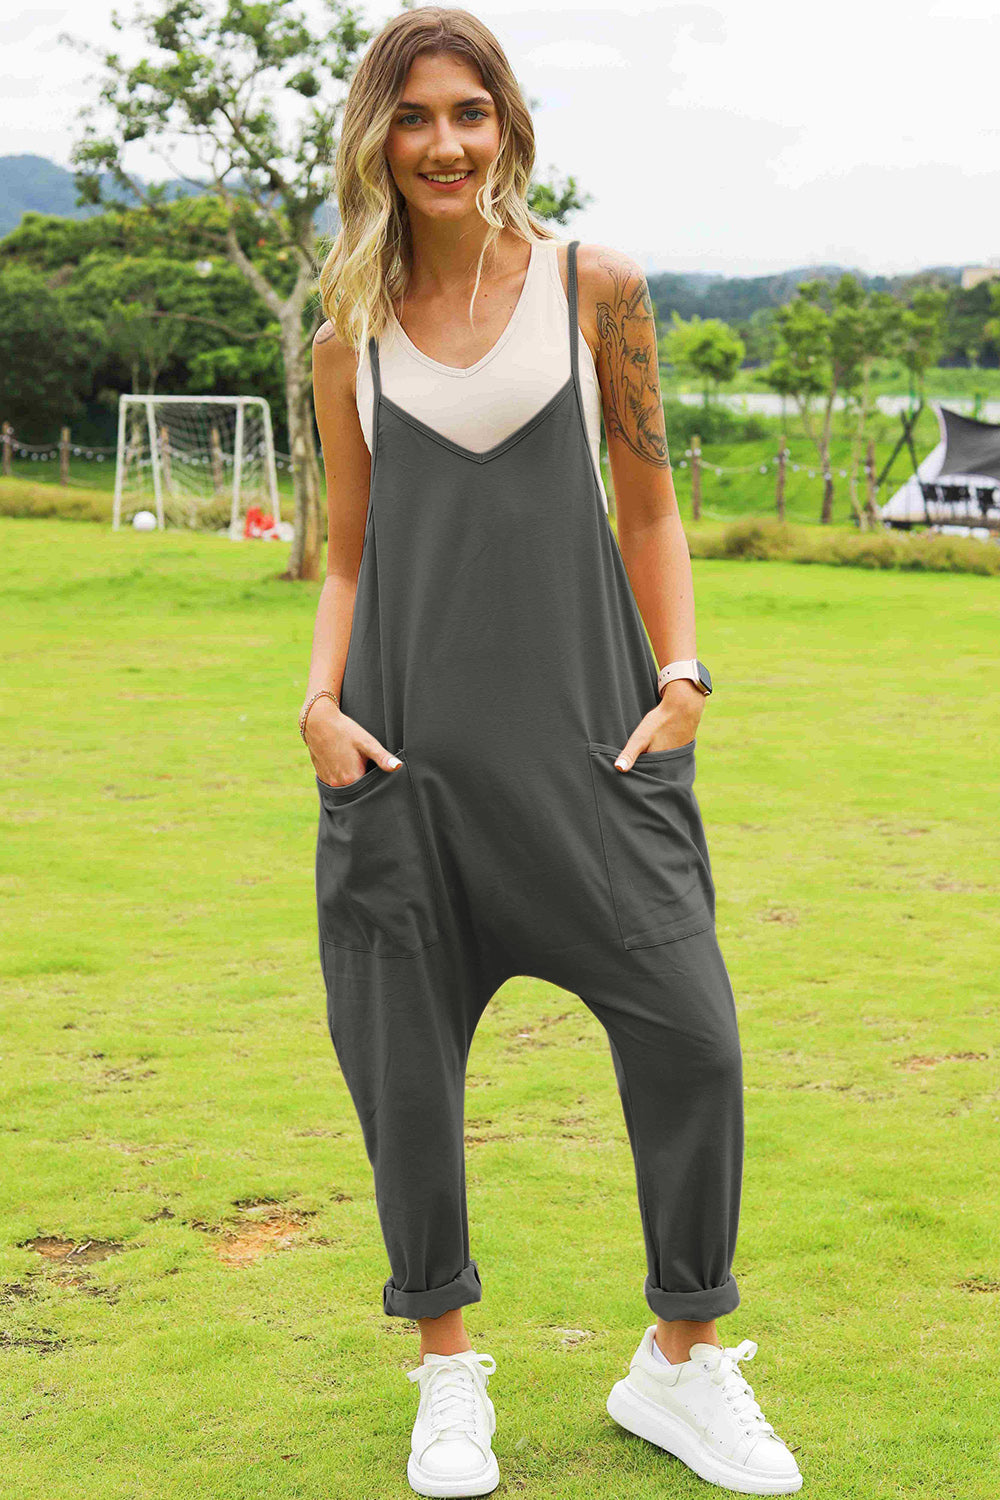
[132,510,158,531]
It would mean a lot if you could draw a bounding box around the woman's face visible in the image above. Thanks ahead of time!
[384,51,501,222]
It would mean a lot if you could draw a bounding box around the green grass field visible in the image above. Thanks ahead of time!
[2,517,997,1498]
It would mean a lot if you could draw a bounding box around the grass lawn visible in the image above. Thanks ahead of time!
[1,517,997,1499]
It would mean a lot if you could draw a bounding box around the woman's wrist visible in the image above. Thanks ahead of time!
[656,677,706,709]
[299,688,341,742]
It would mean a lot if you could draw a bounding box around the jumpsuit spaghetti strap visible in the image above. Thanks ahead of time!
[315,239,744,1324]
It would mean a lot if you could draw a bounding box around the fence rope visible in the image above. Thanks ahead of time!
[0,427,873,485]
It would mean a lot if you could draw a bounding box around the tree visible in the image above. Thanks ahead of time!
[830,280,902,529]
[983,279,1000,361]
[899,285,948,405]
[767,276,902,524]
[663,312,745,406]
[0,265,102,439]
[65,0,373,581]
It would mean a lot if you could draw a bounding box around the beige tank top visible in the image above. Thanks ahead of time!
[355,237,608,512]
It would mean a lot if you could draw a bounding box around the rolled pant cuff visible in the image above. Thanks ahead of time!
[644,1271,740,1322]
[383,1258,483,1320]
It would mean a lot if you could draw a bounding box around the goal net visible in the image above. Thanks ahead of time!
[112,395,281,534]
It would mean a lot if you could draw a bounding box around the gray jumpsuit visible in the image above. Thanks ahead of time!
[315,240,744,1325]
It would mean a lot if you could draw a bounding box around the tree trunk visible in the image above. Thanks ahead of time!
[282,322,322,582]
[819,389,836,524]
[690,433,701,521]
[864,436,880,529]
[847,362,872,528]
[223,225,322,582]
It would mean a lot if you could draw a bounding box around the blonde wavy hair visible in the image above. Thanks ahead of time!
[317,6,560,356]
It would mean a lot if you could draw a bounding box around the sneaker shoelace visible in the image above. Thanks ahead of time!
[407,1351,497,1442]
[697,1340,780,1441]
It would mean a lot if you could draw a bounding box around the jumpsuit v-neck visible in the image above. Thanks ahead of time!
[315,240,744,1324]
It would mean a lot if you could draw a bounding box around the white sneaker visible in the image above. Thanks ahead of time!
[406,1348,500,1497]
[606,1326,803,1495]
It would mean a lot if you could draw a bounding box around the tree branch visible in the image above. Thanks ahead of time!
[142,309,279,342]
[224,221,284,319]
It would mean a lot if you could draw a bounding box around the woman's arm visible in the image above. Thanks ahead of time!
[576,243,706,765]
[302,322,403,785]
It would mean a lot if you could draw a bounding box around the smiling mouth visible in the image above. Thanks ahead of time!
[419,170,473,182]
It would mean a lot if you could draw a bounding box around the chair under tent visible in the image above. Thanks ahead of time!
[879,403,1000,538]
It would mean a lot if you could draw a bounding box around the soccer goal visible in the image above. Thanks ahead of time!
[112,395,280,534]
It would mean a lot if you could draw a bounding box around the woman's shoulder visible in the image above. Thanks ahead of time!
[312,319,363,402]
[312,318,360,366]
[560,241,652,360]
[572,240,650,305]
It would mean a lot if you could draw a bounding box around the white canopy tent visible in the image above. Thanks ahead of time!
[880,404,1000,537]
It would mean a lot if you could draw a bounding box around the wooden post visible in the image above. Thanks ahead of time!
[1,422,11,478]
[691,434,701,520]
[775,433,787,521]
[60,426,70,486]
[210,424,224,493]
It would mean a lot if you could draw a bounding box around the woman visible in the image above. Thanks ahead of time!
[302,8,802,1497]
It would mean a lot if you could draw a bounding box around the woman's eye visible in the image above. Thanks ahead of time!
[397,109,488,126]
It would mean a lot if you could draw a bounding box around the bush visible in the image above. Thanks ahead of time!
[661,398,766,448]
[717,518,795,559]
[0,477,111,522]
[685,515,1000,575]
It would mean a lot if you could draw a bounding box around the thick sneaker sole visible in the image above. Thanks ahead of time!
[406,1448,500,1498]
[607,1377,803,1496]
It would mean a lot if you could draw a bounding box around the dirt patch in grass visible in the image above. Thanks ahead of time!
[19,1237,125,1301]
[53,1272,119,1301]
[100,1065,159,1085]
[895,1052,990,1071]
[956,1275,1000,1293]
[760,907,799,925]
[0,1327,67,1354]
[2,1282,37,1301]
[550,1326,596,1348]
[21,1236,124,1265]
[191,1204,319,1267]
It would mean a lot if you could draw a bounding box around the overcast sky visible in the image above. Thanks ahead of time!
[4,0,997,277]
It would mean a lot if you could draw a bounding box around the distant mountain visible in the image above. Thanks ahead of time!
[0,155,108,235]
[0,154,340,240]
[0,153,204,236]
[647,262,964,325]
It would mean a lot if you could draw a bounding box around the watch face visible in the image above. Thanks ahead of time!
[696,660,713,693]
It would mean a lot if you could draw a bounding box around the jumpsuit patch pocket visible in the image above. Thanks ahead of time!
[315,751,441,957]
[587,740,715,948]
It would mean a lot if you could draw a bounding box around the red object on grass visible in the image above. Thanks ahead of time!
[244,505,277,539]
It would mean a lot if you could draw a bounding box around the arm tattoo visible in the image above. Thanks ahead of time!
[594,251,670,468]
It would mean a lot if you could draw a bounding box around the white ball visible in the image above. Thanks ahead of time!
[132,510,158,531]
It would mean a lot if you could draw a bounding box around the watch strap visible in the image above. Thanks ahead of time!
[657,658,710,697]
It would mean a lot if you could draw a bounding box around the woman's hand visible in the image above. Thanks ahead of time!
[613,679,706,770]
[303,697,402,787]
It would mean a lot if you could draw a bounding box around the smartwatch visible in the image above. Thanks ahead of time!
[657,658,712,698]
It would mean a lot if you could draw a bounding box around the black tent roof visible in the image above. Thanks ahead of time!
[937,406,1000,485]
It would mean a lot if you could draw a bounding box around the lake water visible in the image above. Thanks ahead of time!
[669,392,1000,422]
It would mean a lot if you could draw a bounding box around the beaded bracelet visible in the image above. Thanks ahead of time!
[299,688,340,742]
